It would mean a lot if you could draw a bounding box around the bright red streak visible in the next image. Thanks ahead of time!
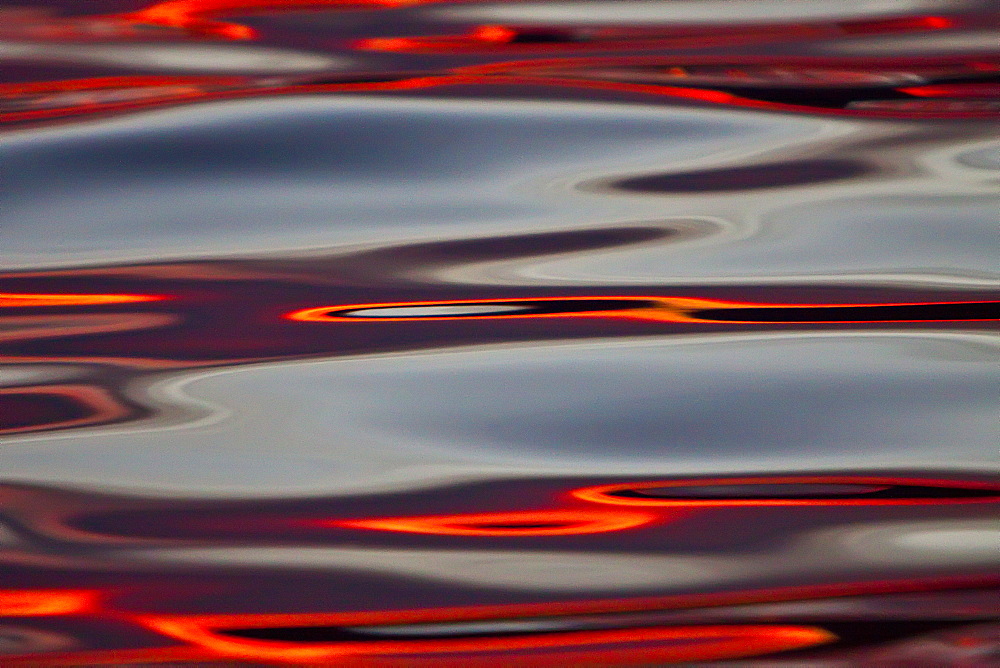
[328,508,660,536]
[0,293,166,307]
[118,0,457,39]
[840,15,954,33]
[480,74,1000,118]
[571,476,1000,507]
[900,84,1000,97]
[286,296,664,322]
[355,14,955,54]
[135,615,835,664]
[0,589,101,616]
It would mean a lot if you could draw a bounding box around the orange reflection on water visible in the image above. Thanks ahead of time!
[328,508,660,536]
[572,476,1000,508]
[355,24,788,54]
[355,15,956,54]
[0,589,101,616]
[118,0,452,40]
[0,293,166,307]
[137,613,835,665]
[285,297,999,324]
[3,577,993,664]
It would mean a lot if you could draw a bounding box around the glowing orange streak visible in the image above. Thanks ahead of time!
[284,297,999,324]
[118,0,456,39]
[0,293,165,307]
[0,589,101,616]
[355,27,816,54]
[129,0,421,19]
[327,509,660,536]
[0,385,131,435]
[659,298,1000,324]
[356,14,954,54]
[571,476,1000,507]
[517,79,744,105]
[136,616,834,664]
[286,296,663,322]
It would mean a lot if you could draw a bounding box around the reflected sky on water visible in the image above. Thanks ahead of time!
[1,0,998,664]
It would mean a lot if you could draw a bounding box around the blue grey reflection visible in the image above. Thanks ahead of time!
[5,333,996,495]
[0,96,822,267]
[523,195,1000,286]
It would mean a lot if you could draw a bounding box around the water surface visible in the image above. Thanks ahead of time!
[1,0,998,664]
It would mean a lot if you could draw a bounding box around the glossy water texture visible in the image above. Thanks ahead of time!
[2,0,999,665]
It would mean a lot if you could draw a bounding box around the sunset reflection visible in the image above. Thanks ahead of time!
[572,476,1000,507]
[0,589,101,616]
[1,0,997,664]
[0,293,166,307]
[286,297,1000,324]
[328,508,661,536]
[136,617,836,664]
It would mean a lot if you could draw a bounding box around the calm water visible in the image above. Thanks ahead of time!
[1,0,999,664]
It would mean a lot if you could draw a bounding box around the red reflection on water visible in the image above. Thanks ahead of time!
[5,56,998,124]
[0,589,102,616]
[899,83,1000,98]
[0,293,166,307]
[117,0,424,40]
[2,576,994,664]
[0,254,992,379]
[0,75,466,124]
[356,15,955,54]
[136,616,834,664]
[328,508,661,536]
[572,476,1000,508]
[355,24,823,54]
[454,55,1000,119]
[285,297,1000,324]
[0,76,249,123]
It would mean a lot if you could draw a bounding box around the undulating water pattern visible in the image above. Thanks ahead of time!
[1,0,998,664]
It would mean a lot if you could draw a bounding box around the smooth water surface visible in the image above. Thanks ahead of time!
[1,0,998,664]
